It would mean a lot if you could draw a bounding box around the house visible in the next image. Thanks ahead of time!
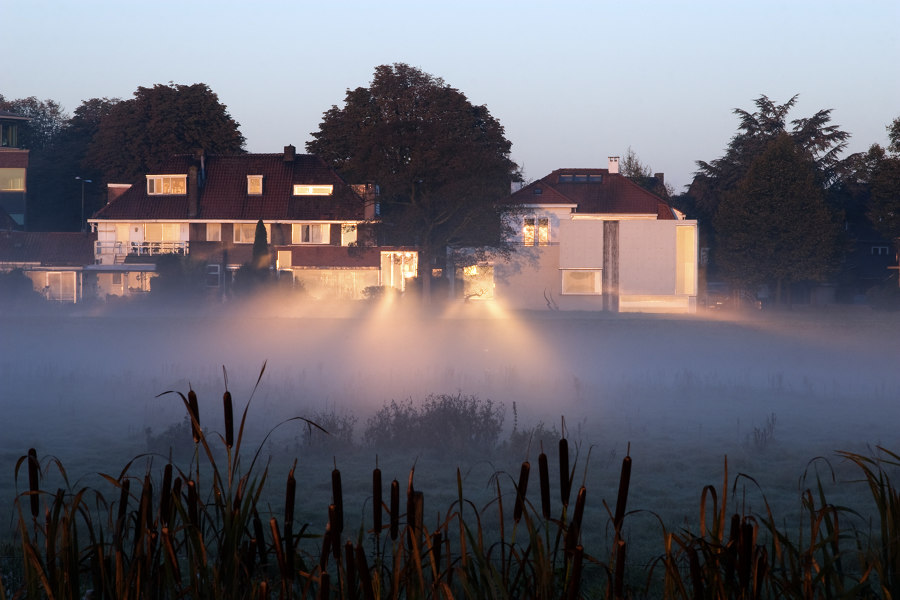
[0,231,96,302]
[0,110,29,228]
[87,146,417,300]
[452,158,699,313]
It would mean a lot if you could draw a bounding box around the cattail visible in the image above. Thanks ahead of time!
[270,517,288,581]
[390,479,400,540]
[566,545,584,600]
[613,454,631,534]
[332,466,344,534]
[355,543,375,600]
[328,504,340,560]
[284,469,295,577]
[538,451,551,519]
[559,438,571,507]
[566,486,586,553]
[188,388,201,443]
[160,463,173,527]
[344,541,358,600]
[186,479,199,527]
[372,467,382,533]
[738,519,754,591]
[27,448,39,519]
[223,389,234,448]
[613,539,626,600]
[258,581,269,600]
[161,527,181,582]
[320,522,332,570]
[513,461,530,523]
[318,572,330,600]
[431,531,443,575]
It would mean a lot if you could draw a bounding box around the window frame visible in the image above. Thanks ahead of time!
[146,175,187,195]
[247,175,263,195]
[561,269,603,295]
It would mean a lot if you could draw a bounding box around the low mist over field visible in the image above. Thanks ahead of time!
[3,303,900,540]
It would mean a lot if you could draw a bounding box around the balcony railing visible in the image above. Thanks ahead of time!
[95,240,189,259]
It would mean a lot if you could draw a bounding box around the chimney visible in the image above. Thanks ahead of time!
[188,165,199,218]
[283,145,296,162]
[654,172,665,186]
[608,156,619,174]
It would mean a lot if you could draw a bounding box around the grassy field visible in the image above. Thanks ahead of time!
[2,303,900,596]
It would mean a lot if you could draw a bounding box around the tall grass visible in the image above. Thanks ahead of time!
[7,368,900,598]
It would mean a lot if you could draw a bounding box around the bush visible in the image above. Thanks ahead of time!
[295,409,357,454]
[363,393,504,456]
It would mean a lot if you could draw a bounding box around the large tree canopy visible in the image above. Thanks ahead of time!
[307,64,519,289]
[86,83,245,183]
[865,117,900,247]
[714,133,842,299]
[688,95,849,298]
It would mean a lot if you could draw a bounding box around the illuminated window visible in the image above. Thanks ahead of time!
[561,270,602,295]
[459,264,494,300]
[144,223,181,242]
[247,175,263,195]
[0,168,25,191]
[146,175,187,195]
[234,222,270,243]
[292,223,330,244]
[523,217,550,246]
[292,184,333,196]
[341,224,357,246]
[206,223,221,242]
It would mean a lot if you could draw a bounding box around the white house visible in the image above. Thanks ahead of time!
[453,159,698,313]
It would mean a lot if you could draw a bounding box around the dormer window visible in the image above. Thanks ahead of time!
[293,184,333,196]
[247,175,263,195]
[147,175,187,195]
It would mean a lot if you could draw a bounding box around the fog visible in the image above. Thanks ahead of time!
[3,299,900,538]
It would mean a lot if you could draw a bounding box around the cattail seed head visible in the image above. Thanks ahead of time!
[27,448,39,519]
[187,388,200,444]
[332,468,343,534]
[538,452,551,520]
[372,467,382,533]
[223,390,234,448]
[559,438,571,507]
[390,479,400,541]
[514,461,530,523]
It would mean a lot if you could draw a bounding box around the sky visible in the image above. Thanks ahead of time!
[3,0,898,192]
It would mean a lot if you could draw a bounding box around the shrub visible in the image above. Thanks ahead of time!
[295,409,357,454]
[363,393,504,456]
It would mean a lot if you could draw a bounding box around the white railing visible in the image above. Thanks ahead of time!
[95,240,189,259]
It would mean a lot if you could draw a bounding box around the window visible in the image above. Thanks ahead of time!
[247,175,263,195]
[533,187,543,195]
[293,184,333,196]
[872,246,890,256]
[144,223,181,241]
[146,175,187,195]
[292,223,330,244]
[1,123,19,147]
[0,168,25,191]
[206,223,221,242]
[341,224,357,246]
[234,222,270,243]
[561,270,602,295]
[558,173,601,183]
[523,217,550,246]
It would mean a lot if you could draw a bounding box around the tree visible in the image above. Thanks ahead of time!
[85,83,245,183]
[689,95,850,286]
[307,64,520,298]
[252,219,270,270]
[620,146,672,198]
[865,117,900,254]
[0,96,68,151]
[713,133,842,302]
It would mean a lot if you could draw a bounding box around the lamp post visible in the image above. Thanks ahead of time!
[75,177,92,232]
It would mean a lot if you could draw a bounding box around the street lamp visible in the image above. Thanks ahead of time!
[75,177,92,232]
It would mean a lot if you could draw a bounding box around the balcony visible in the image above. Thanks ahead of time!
[95,240,189,263]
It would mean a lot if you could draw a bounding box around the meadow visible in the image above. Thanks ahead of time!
[2,301,900,597]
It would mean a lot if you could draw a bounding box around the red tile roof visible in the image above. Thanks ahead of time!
[0,231,96,266]
[92,152,367,222]
[509,168,676,219]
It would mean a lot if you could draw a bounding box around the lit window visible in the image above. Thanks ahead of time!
[523,218,535,246]
[523,217,549,246]
[234,222,270,243]
[293,184,333,196]
[247,175,263,195]
[206,223,221,242]
[561,270,602,295]
[146,175,187,195]
[0,168,25,191]
[292,223,330,244]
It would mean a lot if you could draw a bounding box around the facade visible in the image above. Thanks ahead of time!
[0,231,95,302]
[453,159,699,313]
[0,111,29,228]
[87,146,416,300]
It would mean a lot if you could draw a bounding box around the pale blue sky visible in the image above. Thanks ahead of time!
[3,0,898,191]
